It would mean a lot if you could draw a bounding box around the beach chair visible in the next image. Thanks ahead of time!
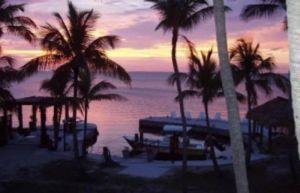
[214,112,222,120]
[199,112,206,120]
[185,112,192,119]
[170,112,177,119]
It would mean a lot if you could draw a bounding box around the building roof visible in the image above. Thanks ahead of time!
[246,97,294,128]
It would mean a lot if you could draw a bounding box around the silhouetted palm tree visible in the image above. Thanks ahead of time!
[169,44,224,175]
[77,69,126,157]
[0,0,36,42]
[241,0,287,30]
[21,2,131,159]
[230,38,289,164]
[213,1,250,193]
[0,45,18,103]
[145,1,215,191]
[169,41,245,176]
[40,66,72,149]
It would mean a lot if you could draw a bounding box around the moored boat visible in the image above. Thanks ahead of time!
[124,125,207,160]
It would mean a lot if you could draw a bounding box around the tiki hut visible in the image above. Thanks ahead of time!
[246,97,294,149]
[0,96,74,148]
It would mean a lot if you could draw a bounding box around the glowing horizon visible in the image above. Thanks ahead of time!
[3,0,289,72]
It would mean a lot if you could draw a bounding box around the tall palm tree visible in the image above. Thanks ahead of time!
[21,2,131,159]
[169,45,224,175]
[241,0,287,30]
[0,0,36,42]
[77,69,126,157]
[286,1,300,159]
[230,38,289,164]
[213,0,250,193]
[145,1,215,191]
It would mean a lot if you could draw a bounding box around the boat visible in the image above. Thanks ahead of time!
[123,125,207,160]
[47,118,99,153]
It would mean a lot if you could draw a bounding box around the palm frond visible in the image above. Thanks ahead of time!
[167,72,189,86]
[6,25,36,43]
[53,12,72,42]
[86,51,131,84]
[40,24,72,55]
[182,6,215,31]
[86,35,120,51]
[175,89,200,102]
[241,4,282,21]
[21,54,68,77]
[0,55,15,66]
[91,93,126,102]
[41,65,72,97]
[0,87,14,102]
[12,16,37,28]
[89,81,117,98]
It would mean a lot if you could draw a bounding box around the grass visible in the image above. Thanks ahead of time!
[0,156,299,193]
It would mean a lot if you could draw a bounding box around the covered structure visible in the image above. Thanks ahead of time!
[246,97,294,150]
[0,96,75,148]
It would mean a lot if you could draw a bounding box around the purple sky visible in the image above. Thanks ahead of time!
[3,0,288,72]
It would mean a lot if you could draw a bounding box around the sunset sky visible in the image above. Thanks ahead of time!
[3,0,289,72]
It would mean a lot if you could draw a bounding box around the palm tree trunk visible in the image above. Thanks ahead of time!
[83,99,88,158]
[171,27,188,193]
[72,67,79,159]
[212,1,250,193]
[204,102,221,176]
[286,0,300,160]
[53,104,59,150]
[245,80,252,165]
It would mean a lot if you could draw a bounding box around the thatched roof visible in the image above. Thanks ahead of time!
[246,97,294,128]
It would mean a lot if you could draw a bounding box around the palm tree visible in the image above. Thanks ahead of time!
[145,1,215,191]
[0,0,36,42]
[21,2,131,159]
[241,0,287,30]
[286,1,300,162]
[213,0,250,193]
[40,66,72,149]
[169,45,224,175]
[0,45,20,145]
[0,46,16,103]
[77,69,126,157]
[230,38,289,164]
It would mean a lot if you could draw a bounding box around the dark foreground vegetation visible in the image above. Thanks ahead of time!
[0,157,299,193]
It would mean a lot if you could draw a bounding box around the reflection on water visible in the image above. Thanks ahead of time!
[10,72,284,155]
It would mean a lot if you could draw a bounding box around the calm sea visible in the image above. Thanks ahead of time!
[10,71,285,155]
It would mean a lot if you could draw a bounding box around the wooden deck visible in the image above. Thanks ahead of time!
[139,116,249,143]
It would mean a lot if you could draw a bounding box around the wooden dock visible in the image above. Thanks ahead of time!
[139,116,248,143]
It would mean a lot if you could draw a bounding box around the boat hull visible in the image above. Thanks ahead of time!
[124,136,206,160]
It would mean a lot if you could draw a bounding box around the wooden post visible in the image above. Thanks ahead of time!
[253,121,257,139]
[53,104,59,150]
[268,127,272,151]
[17,105,23,130]
[63,102,69,151]
[30,105,37,130]
[260,125,263,147]
[3,107,8,144]
[40,105,48,147]
[139,130,144,144]
[65,102,69,121]
[32,105,37,130]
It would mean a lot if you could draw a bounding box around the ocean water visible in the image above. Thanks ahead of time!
[9,71,285,155]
